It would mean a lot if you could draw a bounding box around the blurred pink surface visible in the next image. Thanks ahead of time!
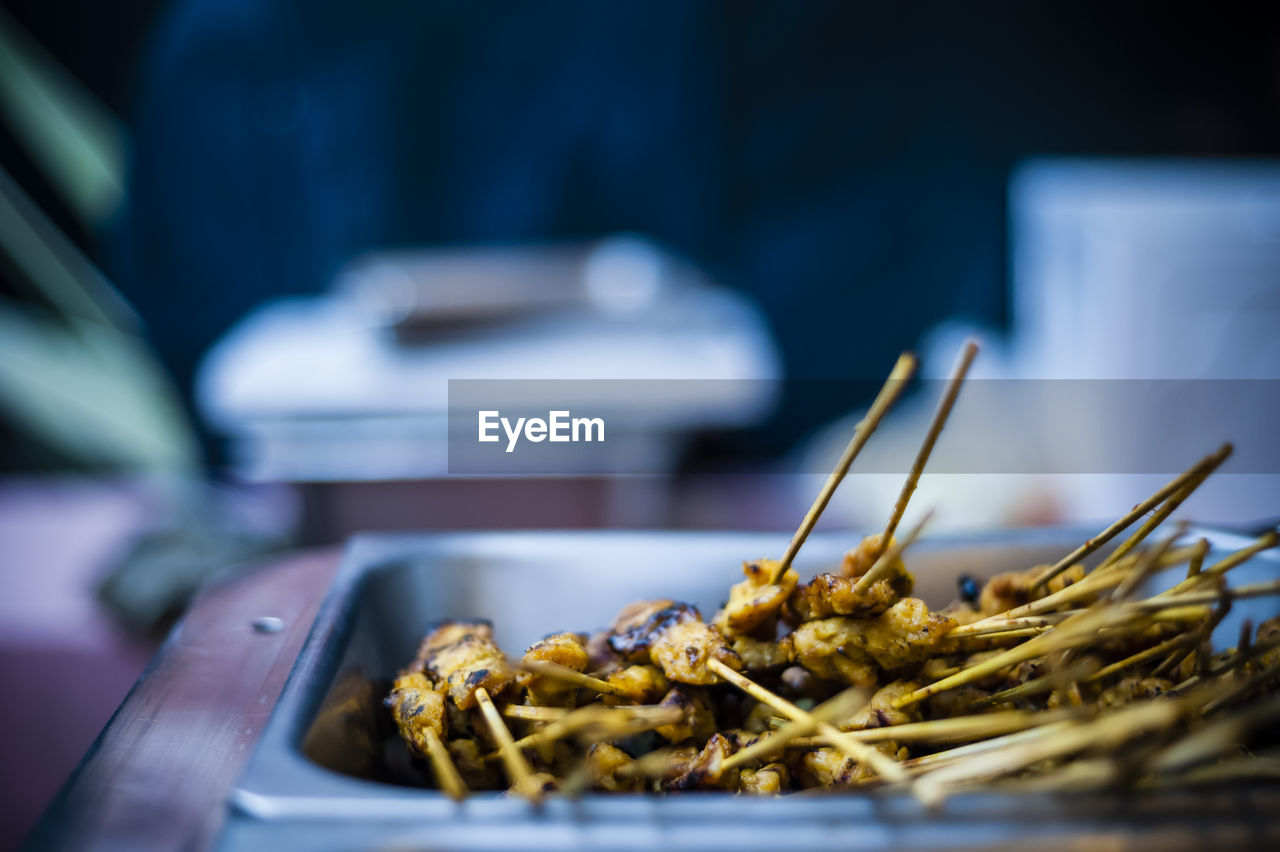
[0,479,157,851]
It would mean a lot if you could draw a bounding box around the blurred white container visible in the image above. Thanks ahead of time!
[1009,159,1280,525]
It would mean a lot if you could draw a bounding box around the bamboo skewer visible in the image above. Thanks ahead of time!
[913,698,1187,804]
[870,340,978,564]
[853,509,935,594]
[968,659,1102,710]
[787,709,1076,749]
[720,687,869,772]
[1082,633,1200,685]
[517,660,633,698]
[768,353,918,584]
[707,658,908,784]
[420,727,469,802]
[1184,537,1209,579]
[1109,526,1184,602]
[487,704,683,761]
[1030,443,1232,591]
[475,687,542,801]
[502,704,570,722]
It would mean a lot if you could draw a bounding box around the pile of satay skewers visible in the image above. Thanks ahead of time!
[383,343,1280,802]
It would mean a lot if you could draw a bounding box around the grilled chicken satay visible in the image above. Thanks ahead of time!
[417,619,515,710]
[731,634,795,671]
[714,559,799,637]
[518,632,590,705]
[585,743,643,792]
[663,732,741,791]
[602,664,670,704]
[608,599,744,685]
[385,671,448,758]
[798,741,907,788]
[739,762,789,794]
[977,563,1088,616]
[654,685,718,743]
[792,598,956,685]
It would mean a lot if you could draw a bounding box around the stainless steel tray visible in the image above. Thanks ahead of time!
[223,528,1280,850]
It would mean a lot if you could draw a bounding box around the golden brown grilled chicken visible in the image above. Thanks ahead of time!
[608,600,697,662]
[839,533,908,582]
[791,618,880,686]
[788,572,901,621]
[585,743,642,792]
[447,737,502,789]
[731,634,794,671]
[384,671,447,759]
[518,632,590,704]
[840,680,921,730]
[739,762,789,794]
[797,741,905,788]
[858,598,958,669]
[714,559,799,637]
[602,664,670,705]
[654,685,718,743]
[791,599,955,684]
[1097,676,1174,709]
[417,620,514,710]
[609,599,744,684]
[663,732,740,791]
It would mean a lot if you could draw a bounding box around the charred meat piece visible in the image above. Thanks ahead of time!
[792,599,955,683]
[739,762,789,794]
[1097,676,1174,709]
[585,743,642,791]
[384,671,447,758]
[840,680,921,730]
[610,599,744,684]
[714,559,799,637]
[417,620,514,710]
[608,600,698,662]
[731,634,794,672]
[602,664,670,705]
[791,618,880,687]
[840,534,913,588]
[858,598,957,670]
[663,732,740,791]
[650,618,744,684]
[654,685,718,743]
[518,632,589,703]
[798,741,906,788]
[789,572,901,621]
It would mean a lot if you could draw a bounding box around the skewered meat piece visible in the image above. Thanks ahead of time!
[977,564,1087,616]
[417,620,514,710]
[518,632,589,704]
[841,680,921,730]
[839,533,912,588]
[789,572,901,621]
[798,741,906,788]
[585,743,643,792]
[608,600,697,662]
[663,732,740,791]
[792,599,956,683]
[739,762,789,794]
[654,685,718,743]
[731,634,794,671]
[447,737,502,789]
[858,598,957,669]
[602,664,670,705]
[384,671,447,758]
[714,559,799,637]
[609,599,745,684]
[791,619,880,686]
[1096,676,1174,709]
